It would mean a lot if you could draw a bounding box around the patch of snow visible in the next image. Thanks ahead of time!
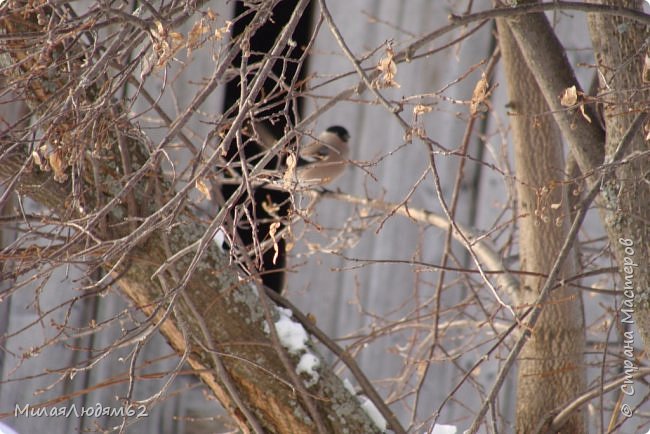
[274,307,308,355]
[213,228,226,252]
[271,307,322,388]
[296,352,320,387]
[359,396,387,432]
[428,424,457,434]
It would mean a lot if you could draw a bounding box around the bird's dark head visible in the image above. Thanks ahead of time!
[326,125,350,142]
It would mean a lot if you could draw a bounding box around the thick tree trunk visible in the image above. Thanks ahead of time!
[497,21,586,434]
[587,0,650,350]
[503,0,650,356]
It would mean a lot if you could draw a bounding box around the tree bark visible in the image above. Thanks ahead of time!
[497,20,587,434]
[587,0,650,351]
[501,0,650,355]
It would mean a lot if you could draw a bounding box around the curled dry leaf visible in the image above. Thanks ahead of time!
[579,104,592,123]
[283,153,297,188]
[470,72,489,115]
[214,20,232,40]
[152,20,166,40]
[560,85,578,107]
[561,85,591,122]
[150,20,185,69]
[187,19,209,55]
[373,44,400,89]
[413,104,432,117]
[262,196,281,218]
[32,150,44,170]
[205,8,218,20]
[195,178,212,201]
[269,221,282,265]
[48,148,68,183]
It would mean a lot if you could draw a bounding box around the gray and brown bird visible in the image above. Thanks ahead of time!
[248,124,351,188]
[292,125,350,187]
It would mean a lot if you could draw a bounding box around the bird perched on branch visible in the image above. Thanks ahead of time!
[212,123,350,293]
[290,125,350,187]
[247,123,351,189]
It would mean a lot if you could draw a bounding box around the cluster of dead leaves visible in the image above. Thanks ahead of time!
[32,145,68,183]
[145,9,232,73]
[373,43,400,89]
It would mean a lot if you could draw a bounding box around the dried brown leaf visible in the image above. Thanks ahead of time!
[32,150,44,170]
[373,44,400,89]
[195,178,212,201]
[214,21,232,40]
[205,8,218,20]
[187,19,208,53]
[579,104,592,123]
[269,221,281,265]
[560,85,578,107]
[470,72,489,115]
[48,148,68,183]
[413,104,432,117]
[283,153,297,188]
